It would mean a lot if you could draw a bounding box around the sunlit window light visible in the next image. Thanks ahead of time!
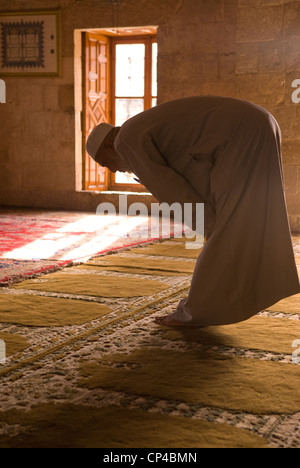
[1,214,150,262]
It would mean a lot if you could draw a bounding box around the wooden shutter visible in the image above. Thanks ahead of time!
[83,32,111,191]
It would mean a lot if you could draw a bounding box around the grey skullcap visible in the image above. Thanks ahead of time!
[86,123,115,159]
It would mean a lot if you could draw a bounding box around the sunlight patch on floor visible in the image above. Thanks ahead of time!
[1,214,152,262]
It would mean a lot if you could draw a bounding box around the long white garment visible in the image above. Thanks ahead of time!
[115,96,300,326]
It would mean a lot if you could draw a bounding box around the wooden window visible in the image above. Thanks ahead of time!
[83,32,157,192]
[83,33,111,191]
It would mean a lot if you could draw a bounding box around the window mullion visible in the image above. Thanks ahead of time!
[144,37,152,110]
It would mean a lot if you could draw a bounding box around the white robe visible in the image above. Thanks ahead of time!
[115,96,300,326]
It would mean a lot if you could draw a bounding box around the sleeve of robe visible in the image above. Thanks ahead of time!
[114,131,215,236]
[115,133,202,205]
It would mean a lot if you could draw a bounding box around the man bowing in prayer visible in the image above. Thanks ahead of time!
[86,96,300,327]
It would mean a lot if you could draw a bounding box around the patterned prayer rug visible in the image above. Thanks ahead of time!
[0,208,180,286]
[0,236,299,448]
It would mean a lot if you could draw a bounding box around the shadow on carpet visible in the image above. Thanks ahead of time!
[0,237,299,448]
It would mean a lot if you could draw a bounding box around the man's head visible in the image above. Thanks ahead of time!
[86,123,131,173]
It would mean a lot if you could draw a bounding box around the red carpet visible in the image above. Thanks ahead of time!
[0,208,182,285]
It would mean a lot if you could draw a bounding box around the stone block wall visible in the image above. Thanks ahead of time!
[235,0,300,232]
[0,0,299,231]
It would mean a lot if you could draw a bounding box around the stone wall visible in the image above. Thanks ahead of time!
[0,0,299,231]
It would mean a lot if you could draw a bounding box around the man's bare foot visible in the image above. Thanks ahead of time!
[154,315,204,327]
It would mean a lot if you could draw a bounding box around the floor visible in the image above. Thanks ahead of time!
[0,207,187,285]
[0,208,299,448]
